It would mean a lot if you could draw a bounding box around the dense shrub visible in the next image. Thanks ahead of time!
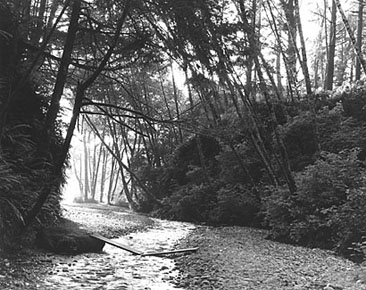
[209,183,260,226]
[281,112,318,171]
[324,117,366,153]
[135,165,173,199]
[281,102,366,170]
[0,160,27,248]
[155,182,220,222]
[330,188,366,262]
[172,135,221,181]
[263,150,366,260]
[154,181,261,226]
[261,185,293,240]
[215,143,263,184]
[0,83,66,248]
[317,105,343,152]
[342,89,366,121]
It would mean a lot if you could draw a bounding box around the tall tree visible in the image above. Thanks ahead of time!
[294,0,312,94]
[335,0,366,76]
[355,0,364,80]
[25,0,132,226]
[281,0,298,91]
[325,0,337,90]
[44,0,81,138]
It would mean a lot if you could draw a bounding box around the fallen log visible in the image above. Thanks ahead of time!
[90,233,198,257]
[90,233,142,255]
[142,247,199,257]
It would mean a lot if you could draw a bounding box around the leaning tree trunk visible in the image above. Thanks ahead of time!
[241,8,297,193]
[24,0,82,226]
[255,57,297,193]
[280,0,298,95]
[44,0,81,138]
[335,0,366,76]
[24,0,131,226]
[325,0,337,90]
[355,0,364,80]
[264,0,297,101]
[86,115,162,208]
[294,0,312,95]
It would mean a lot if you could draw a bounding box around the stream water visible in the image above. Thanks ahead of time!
[41,218,195,290]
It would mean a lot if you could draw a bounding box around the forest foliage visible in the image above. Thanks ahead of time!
[2,0,366,262]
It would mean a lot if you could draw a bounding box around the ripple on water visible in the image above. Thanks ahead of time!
[43,219,195,290]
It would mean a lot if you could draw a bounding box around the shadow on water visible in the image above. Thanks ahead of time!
[43,219,196,290]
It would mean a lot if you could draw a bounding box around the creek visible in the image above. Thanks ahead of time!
[42,218,195,290]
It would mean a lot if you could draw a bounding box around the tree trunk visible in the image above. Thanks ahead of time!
[44,0,81,137]
[255,58,297,193]
[281,0,297,89]
[72,156,83,196]
[83,131,90,201]
[335,0,366,76]
[294,0,312,95]
[264,0,297,100]
[159,71,178,143]
[276,44,283,94]
[184,68,194,109]
[356,0,364,80]
[107,158,116,204]
[24,78,85,226]
[171,62,183,143]
[325,0,337,90]
[24,0,82,226]
[90,140,102,201]
[32,0,47,45]
[108,120,136,207]
[24,0,131,226]
[99,147,107,202]
[87,115,162,207]
[240,6,296,193]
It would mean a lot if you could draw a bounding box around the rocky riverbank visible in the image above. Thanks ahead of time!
[173,226,366,290]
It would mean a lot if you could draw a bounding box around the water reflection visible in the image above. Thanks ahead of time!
[44,219,195,290]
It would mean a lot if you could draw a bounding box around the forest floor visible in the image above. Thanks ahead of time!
[1,203,366,289]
